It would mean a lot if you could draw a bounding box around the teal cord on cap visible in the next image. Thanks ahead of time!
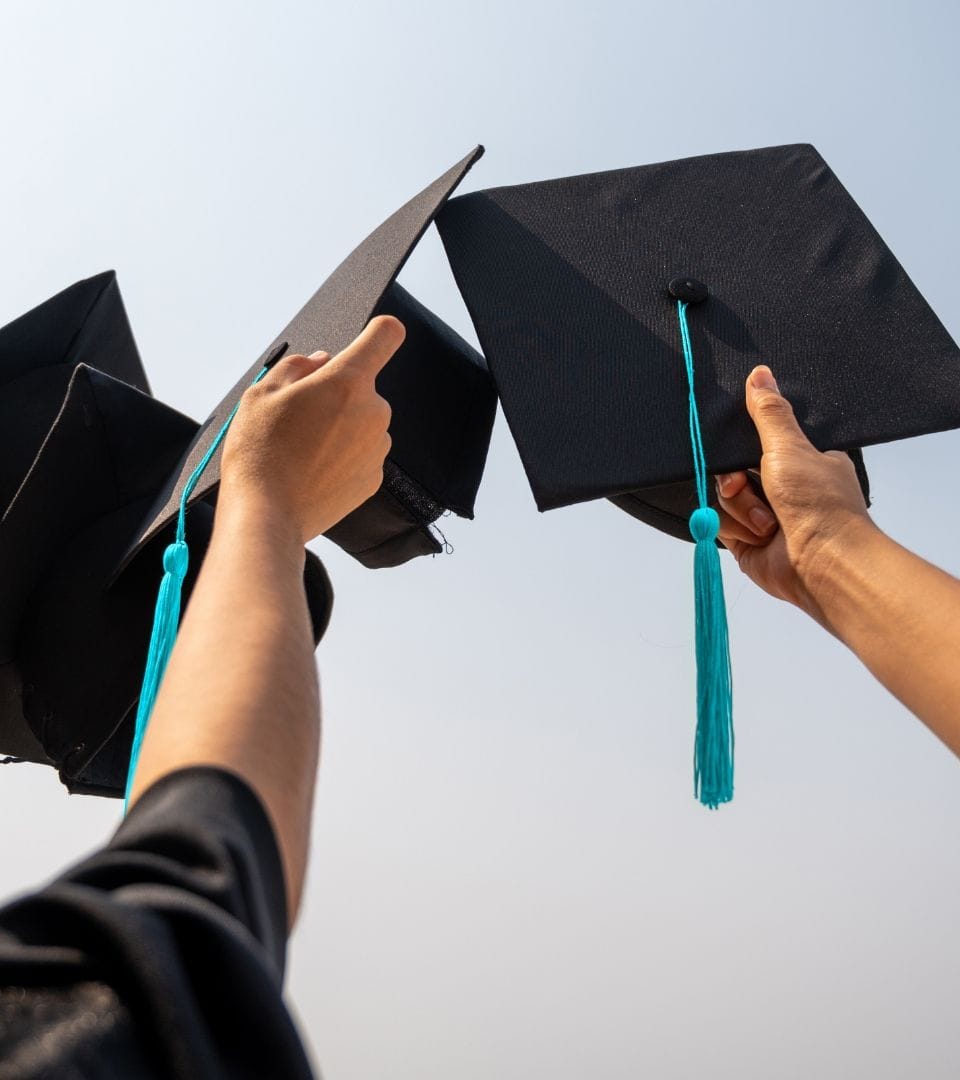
[677,299,734,808]
[123,365,270,810]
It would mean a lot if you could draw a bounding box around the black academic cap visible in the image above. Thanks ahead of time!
[436,143,959,532]
[1,148,497,797]
[120,145,496,574]
[0,274,333,795]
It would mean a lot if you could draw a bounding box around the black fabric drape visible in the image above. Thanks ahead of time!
[0,767,314,1080]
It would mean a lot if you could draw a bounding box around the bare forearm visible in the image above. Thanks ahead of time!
[807,517,960,754]
[128,492,320,925]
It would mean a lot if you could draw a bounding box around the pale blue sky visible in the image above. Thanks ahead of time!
[1,2,959,1077]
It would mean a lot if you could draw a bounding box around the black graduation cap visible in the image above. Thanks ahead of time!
[1,147,496,798]
[119,145,494,576]
[436,143,960,524]
[436,143,960,804]
[0,272,334,795]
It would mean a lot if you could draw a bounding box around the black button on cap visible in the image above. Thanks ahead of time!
[668,276,709,304]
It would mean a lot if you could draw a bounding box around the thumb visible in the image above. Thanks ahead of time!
[323,315,406,380]
[745,365,811,455]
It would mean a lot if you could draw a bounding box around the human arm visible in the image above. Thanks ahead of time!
[126,315,404,926]
[715,365,960,756]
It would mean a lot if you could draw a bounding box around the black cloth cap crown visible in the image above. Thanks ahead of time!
[0,273,333,794]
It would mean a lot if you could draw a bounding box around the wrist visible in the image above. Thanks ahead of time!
[794,512,884,634]
[215,482,307,552]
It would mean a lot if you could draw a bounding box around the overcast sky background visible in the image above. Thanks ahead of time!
[1,2,959,1077]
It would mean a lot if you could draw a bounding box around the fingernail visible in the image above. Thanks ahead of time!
[309,350,329,360]
[750,366,779,392]
[749,505,776,533]
[716,473,734,495]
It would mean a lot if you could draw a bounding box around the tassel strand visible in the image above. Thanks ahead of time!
[677,300,735,808]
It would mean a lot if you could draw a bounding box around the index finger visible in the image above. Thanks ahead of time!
[323,315,406,379]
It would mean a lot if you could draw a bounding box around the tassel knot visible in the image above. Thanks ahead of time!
[162,540,189,578]
[688,506,719,543]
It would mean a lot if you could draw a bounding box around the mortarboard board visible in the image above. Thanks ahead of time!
[1,147,497,798]
[119,145,494,576]
[436,143,960,804]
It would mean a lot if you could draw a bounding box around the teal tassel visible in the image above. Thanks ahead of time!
[689,507,734,808]
[123,364,271,810]
[123,541,189,807]
[677,301,735,808]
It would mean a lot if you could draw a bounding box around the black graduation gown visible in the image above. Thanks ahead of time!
[0,767,314,1079]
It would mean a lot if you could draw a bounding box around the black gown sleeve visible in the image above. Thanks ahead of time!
[0,766,315,1080]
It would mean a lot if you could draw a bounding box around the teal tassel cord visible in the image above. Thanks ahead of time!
[123,365,270,809]
[123,541,189,808]
[677,301,735,808]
